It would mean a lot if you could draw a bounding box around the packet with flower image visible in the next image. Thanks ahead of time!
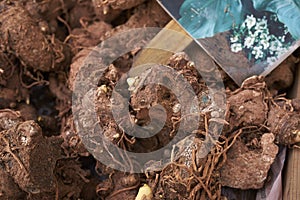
[157,0,300,85]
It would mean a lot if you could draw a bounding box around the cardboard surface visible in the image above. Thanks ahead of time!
[130,20,193,77]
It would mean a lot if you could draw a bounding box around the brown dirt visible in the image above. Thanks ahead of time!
[0,3,71,72]
[0,110,61,198]
[0,0,299,199]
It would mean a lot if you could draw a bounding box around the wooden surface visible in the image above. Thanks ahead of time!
[283,65,300,200]
[129,20,193,77]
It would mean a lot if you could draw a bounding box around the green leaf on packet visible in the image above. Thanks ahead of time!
[178,0,244,39]
[253,0,300,39]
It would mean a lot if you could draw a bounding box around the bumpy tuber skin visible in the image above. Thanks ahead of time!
[1,121,61,195]
[0,110,62,198]
[226,75,300,145]
[69,0,96,29]
[0,167,26,199]
[0,53,16,86]
[24,0,76,22]
[265,55,298,94]
[0,61,30,109]
[220,133,278,189]
[0,4,52,71]
[92,2,122,23]
[24,0,76,37]
[0,3,70,72]
[0,109,23,130]
[0,88,16,109]
[60,115,89,156]
[268,103,300,145]
[93,0,143,22]
[93,0,146,11]
[55,159,92,199]
[68,49,92,90]
[17,103,37,121]
[226,76,268,129]
[69,21,112,52]
[219,75,300,190]
[103,0,170,38]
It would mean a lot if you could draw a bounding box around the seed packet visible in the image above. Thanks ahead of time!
[157,0,300,85]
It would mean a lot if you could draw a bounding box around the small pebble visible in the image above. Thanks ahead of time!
[127,77,140,91]
[99,85,108,93]
[210,111,219,118]
[172,103,181,113]
[135,184,152,200]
